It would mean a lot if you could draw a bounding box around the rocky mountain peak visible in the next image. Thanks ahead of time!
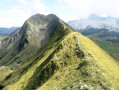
[19,13,60,49]
[0,13,63,66]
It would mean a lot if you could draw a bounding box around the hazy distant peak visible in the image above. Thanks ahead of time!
[88,14,104,21]
[87,14,118,21]
[88,14,99,19]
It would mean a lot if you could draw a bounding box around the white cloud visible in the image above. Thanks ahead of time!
[59,0,119,19]
[19,0,27,4]
[27,0,47,15]
[1,0,119,27]
[0,0,47,27]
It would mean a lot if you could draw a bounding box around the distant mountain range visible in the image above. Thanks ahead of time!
[68,14,119,42]
[0,27,19,36]
[68,14,119,32]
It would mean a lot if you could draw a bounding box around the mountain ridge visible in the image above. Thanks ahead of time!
[2,31,119,90]
[0,13,119,90]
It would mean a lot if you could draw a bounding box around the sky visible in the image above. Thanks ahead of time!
[0,0,119,27]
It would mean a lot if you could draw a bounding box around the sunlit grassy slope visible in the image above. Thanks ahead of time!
[90,37,119,61]
[3,28,119,90]
[0,66,12,82]
[37,32,119,90]
[0,36,7,41]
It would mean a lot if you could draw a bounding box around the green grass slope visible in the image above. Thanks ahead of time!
[0,66,12,82]
[80,28,119,62]
[2,29,119,90]
[0,36,7,41]
[89,37,119,61]
[37,32,119,90]
[0,37,12,85]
